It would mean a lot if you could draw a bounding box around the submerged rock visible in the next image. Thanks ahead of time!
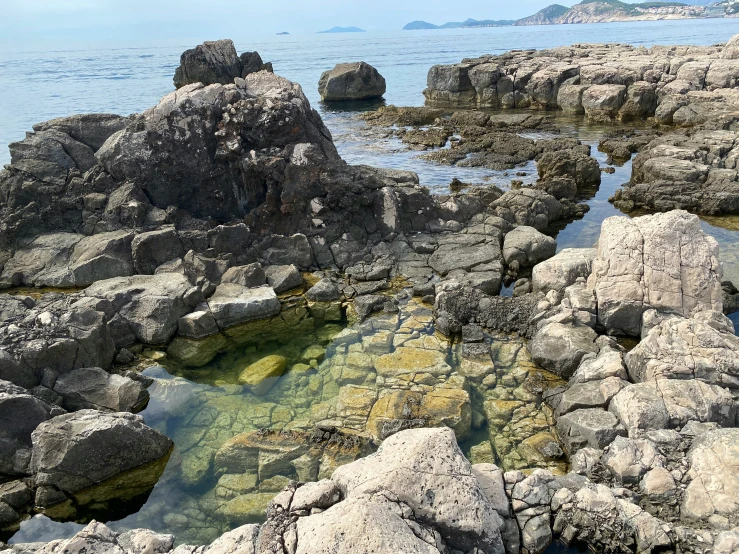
[238,355,288,395]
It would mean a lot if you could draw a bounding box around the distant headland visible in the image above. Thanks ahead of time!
[276,31,290,35]
[318,26,366,34]
[404,0,738,29]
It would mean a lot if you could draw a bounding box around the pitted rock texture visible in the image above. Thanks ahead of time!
[587,210,723,336]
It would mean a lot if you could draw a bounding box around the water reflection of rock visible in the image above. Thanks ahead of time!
[119,298,565,544]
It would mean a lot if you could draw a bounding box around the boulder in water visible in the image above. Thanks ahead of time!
[318,62,386,102]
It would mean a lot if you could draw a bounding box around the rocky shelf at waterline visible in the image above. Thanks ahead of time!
[2,36,739,554]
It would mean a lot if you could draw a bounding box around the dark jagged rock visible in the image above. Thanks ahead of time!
[173,39,274,89]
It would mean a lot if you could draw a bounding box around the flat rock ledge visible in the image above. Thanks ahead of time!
[424,38,739,126]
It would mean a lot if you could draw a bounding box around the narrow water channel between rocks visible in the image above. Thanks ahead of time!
[9,107,739,550]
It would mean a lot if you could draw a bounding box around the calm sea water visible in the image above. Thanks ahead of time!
[2,18,739,167]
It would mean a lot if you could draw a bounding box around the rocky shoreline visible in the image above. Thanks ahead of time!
[1,36,739,554]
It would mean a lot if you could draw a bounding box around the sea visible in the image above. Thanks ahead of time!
[2,18,739,550]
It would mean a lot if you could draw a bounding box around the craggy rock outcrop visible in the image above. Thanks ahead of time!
[424,38,739,124]
[612,123,739,215]
[318,62,386,102]
[588,211,722,336]
[173,39,273,89]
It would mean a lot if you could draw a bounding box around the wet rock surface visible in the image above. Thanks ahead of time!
[318,62,386,102]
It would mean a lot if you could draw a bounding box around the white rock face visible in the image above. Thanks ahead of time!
[626,310,739,389]
[532,248,597,294]
[682,428,739,521]
[331,427,505,553]
[588,211,723,336]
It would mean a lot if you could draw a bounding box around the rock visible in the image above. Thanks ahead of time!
[0,393,61,476]
[318,62,386,101]
[530,322,598,378]
[264,265,303,293]
[239,51,273,77]
[53,367,149,413]
[556,408,625,454]
[492,188,572,232]
[558,84,589,114]
[619,81,657,121]
[556,377,628,416]
[131,228,185,275]
[602,435,664,484]
[532,248,596,294]
[178,309,220,340]
[173,39,243,88]
[82,274,192,345]
[588,211,722,336]
[30,410,172,510]
[331,427,505,553]
[503,226,556,269]
[207,284,281,329]
[238,355,288,395]
[582,84,627,121]
[33,113,129,152]
[682,428,739,521]
[203,523,259,554]
[609,380,735,436]
[722,34,739,60]
[221,263,266,288]
[626,310,739,389]
[118,528,175,554]
[570,345,628,384]
[291,480,342,512]
[537,150,601,191]
[373,347,451,378]
[305,278,340,302]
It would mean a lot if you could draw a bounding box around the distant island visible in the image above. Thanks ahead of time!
[404,0,738,29]
[276,32,290,35]
[403,18,515,30]
[318,26,366,34]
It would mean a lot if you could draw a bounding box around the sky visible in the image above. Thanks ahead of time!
[0,0,651,46]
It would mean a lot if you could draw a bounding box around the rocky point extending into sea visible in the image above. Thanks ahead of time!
[1,36,739,554]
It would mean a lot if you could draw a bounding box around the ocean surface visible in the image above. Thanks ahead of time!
[4,18,739,549]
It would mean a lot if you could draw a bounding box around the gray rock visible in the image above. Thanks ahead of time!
[178,309,220,340]
[206,284,280,329]
[117,528,175,554]
[530,322,598,378]
[318,62,386,101]
[556,408,626,454]
[503,226,556,268]
[602,436,664,484]
[30,410,172,505]
[82,274,192,345]
[264,265,303,293]
[33,113,129,152]
[556,377,628,416]
[331,427,505,553]
[305,278,340,302]
[531,248,596,294]
[0,393,61,476]
[588,211,722,336]
[53,367,149,413]
[609,379,735,436]
[132,228,185,275]
[173,39,242,88]
[221,263,266,288]
[581,84,627,121]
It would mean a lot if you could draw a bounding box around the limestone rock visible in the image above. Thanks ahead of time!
[503,226,556,269]
[530,322,598,378]
[207,284,281,330]
[238,355,288,395]
[173,39,242,88]
[53,367,149,413]
[588,211,722,336]
[532,248,596,294]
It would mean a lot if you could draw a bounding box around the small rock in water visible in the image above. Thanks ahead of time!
[238,355,288,395]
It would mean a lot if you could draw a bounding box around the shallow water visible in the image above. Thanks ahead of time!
[11,298,566,545]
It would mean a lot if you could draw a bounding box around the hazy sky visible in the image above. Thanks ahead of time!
[0,0,646,46]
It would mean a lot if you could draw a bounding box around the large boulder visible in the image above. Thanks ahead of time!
[330,427,505,553]
[30,410,172,510]
[206,284,281,329]
[588,211,722,336]
[318,62,386,102]
[98,71,337,221]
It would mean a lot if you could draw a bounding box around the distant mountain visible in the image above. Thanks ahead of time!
[318,26,366,33]
[405,0,724,30]
[514,4,569,25]
[276,32,290,35]
[403,18,516,30]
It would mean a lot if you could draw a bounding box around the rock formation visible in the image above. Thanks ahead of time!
[318,62,386,101]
